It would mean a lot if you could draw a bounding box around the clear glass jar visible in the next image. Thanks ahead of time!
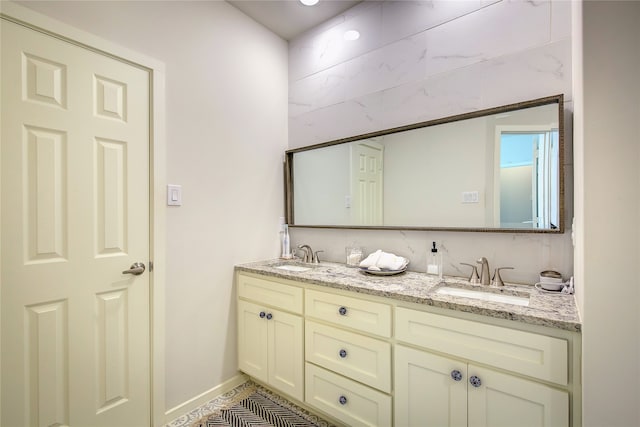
[345,246,364,267]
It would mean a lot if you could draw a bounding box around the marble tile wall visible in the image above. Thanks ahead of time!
[289,0,572,146]
[287,0,574,285]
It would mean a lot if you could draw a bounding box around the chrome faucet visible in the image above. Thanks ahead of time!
[476,257,490,285]
[297,244,313,263]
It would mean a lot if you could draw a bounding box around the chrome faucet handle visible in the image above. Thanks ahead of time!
[313,250,324,264]
[491,267,514,287]
[460,263,480,284]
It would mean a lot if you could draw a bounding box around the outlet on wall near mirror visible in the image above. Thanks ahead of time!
[285,94,564,233]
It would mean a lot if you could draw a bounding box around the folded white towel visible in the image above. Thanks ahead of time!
[359,250,382,268]
[359,250,408,270]
[377,251,407,270]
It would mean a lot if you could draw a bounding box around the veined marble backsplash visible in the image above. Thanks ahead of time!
[288,227,573,286]
[287,0,574,287]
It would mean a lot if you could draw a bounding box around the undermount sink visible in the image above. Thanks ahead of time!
[274,264,313,272]
[270,261,322,272]
[435,285,530,307]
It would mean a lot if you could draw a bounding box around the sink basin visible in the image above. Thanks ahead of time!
[274,264,313,272]
[269,261,322,272]
[435,286,529,307]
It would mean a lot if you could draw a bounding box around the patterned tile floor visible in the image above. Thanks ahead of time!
[165,382,256,427]
[165,381,335,427]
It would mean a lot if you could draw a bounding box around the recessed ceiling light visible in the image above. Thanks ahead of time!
[300,0,319,6]
[344,30,360,41]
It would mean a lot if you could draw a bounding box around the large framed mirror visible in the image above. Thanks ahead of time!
[285,94,564,233]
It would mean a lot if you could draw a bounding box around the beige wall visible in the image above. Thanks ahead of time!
[575,2,640,425]
[17,0,289,414]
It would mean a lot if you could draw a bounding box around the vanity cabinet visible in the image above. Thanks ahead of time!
[395,307,569,427]
[237,274,304,401]
[236,269,580,427]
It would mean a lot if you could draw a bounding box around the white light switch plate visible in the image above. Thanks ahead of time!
[167,184,182,206]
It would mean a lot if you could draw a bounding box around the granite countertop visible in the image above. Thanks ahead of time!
[235,259,582,333]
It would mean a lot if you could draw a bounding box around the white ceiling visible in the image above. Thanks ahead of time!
[227,0,362,40]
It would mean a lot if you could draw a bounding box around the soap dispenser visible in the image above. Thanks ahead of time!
[427,241,443,279]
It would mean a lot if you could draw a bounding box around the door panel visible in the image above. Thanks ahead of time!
[24,125,69,263]
[1,19,150,427]
[95,289,129,413]
[95,137,128,256]
[25,300,70,425]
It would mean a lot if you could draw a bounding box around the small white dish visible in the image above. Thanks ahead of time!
[535,282,566,293]
[539,270,563,285]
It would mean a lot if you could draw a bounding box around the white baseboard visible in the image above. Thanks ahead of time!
[163,373,248,425]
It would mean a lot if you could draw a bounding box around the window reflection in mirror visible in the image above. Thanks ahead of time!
[498,129,559,229]
[286,95,564,233]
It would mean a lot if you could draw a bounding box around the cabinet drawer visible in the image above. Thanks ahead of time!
[395,307,568,385]
[237,273,303,314]
[305,320,391,392]
[305,289,391,337]
[305,363,392,427]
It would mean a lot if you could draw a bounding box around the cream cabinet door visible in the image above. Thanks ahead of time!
[267,308,304,401]
[467,365,568,427]
[237,299,303,401]
[238,300,269,383]
[395,345,467,427]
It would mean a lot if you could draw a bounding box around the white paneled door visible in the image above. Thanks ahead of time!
[1,19,151,426]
